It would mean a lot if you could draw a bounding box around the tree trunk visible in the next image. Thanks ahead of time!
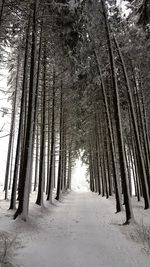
[67,143,72,190]
[0,0,5,27]
[55,83,63,201]
[33,118,39,191]
[36,40,46,206]
[47,68,55,203]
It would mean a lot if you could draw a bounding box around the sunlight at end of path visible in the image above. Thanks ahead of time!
[71,159,90,192]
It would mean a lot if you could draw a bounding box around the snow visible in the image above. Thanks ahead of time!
[0,189,150,267]
[117,0,131,17]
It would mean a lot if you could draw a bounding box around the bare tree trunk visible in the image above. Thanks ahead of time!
[33,118,39,191]
[55,83,63,201]
[36,40,46,206]
[46,90,51,195]
[8,131,15,190]
[95,129,101,195]
[63,122,67,191]
[67,142,72,190]
[0,0,5,27]
[97,116,105,197]
[89,150,94,192]
[47,68,55,203]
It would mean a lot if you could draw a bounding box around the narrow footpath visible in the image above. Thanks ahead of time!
[14,191,150,267]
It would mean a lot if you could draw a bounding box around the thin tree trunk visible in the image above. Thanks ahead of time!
[89,150,94,192]
[36,40,46,206]
[67,143,72,190]
[8,131,15,190]
[47,68,55,203]
[33,118,39,191]
[0,0,5,27]
[55,83,63,201]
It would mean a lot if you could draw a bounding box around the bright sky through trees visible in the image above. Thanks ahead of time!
[72,159,89,192]
[0,68,10,186]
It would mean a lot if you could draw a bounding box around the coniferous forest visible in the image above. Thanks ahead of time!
[0,0,150,266]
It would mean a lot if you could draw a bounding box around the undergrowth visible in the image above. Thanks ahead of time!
[0,232,16,267]
[129,220,150,254]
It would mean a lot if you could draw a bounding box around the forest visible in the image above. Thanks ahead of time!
[0,0,150,266]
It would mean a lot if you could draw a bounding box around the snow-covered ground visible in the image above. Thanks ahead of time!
[0,190,150,267]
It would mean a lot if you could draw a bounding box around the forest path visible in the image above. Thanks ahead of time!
[14,191,150,267]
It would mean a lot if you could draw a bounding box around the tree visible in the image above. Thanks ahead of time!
[14,0,39,220]
[47,68,56,203]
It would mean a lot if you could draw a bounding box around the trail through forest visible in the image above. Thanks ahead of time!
[13,191,150,267]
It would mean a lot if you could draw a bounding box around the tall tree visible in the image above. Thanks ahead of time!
[14,0,39,220]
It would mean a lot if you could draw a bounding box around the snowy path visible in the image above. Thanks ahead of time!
[14,191,150,267]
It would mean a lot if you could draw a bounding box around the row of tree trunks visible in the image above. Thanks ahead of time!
[88,0,150,225]
[101,0,134,224]
[3,0,150,225]
[94,50,122,213]
[114,36,150,209]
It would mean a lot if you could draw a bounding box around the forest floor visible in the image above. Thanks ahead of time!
[0,190,150,267]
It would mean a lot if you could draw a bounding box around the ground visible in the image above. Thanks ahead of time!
[0,190,150,267]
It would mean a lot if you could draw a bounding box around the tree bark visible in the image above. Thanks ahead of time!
[36,39,46,206]
[47,68,56,203]
[55,83,63,201]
